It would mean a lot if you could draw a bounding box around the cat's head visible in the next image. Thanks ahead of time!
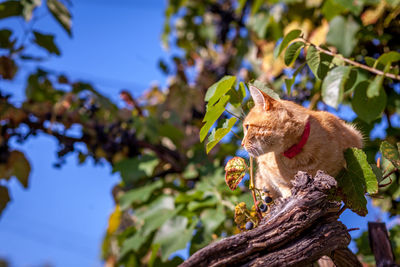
[241,85,308,157]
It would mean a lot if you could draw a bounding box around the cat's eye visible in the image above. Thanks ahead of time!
[244,124,249,131]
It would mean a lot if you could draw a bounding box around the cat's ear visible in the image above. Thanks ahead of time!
[249,85,275,111]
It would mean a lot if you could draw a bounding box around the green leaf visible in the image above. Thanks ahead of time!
[326,16,360,57]
[199,94,230,142]
[200,205,225,234]
[225,157,247,190]
[119,180,163,210]
[375,51,400,67]
[204,76,236,106]
[47,0,72,36]
[364,57,376,67]
[153,216,197,261]
[284,41,304,66]
[227,82,246,108]
[248,12,270,39]
[206,117,238,153]
[0,186,10,215]
[321,66,352,108]
[250,80,280,100]
[9,150,31,188]
[113,154,159,185]
[366,74,384,98]
[274,29,302,58]
[333,0,364,15]
[188,196,218,211]
[380,141,400,168]
[321,0,346,21]
[337,148,378,216]
[0,1,22,19]
[306,45,333,80]
[351,81,386,123]
[33,31,61,56]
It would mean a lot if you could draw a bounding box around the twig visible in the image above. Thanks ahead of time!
[250,157,262,220]
[300,38,400,81]
[337,204,347,216]
[225,108,242,121]
[230,130,241,140]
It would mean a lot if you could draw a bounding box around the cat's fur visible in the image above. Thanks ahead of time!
[242,85,363,198]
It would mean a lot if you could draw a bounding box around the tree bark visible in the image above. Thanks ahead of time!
[180,171,362,267]
[368,222,397,267]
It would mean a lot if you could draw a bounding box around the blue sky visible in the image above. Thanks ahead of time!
[0,1,167,266]
[0,0,397,266]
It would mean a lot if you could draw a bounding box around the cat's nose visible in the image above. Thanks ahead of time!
[241,141,244,147]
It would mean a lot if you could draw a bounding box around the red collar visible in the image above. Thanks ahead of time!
[283,120,311,159]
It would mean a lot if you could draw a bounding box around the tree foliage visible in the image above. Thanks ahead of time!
[0,0,399,266]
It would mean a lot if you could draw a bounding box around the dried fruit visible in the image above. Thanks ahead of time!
[264,196,273,204]
[245,221,254,230]
[259,203,268,212]
[225,157,247,191]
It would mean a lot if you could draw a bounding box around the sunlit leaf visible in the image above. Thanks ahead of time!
[204,76,236,107]
[200,94,230,142]
[107,204,121,234]
[206,117,238,153]
[225,157,247,191]
[274,29,302,58]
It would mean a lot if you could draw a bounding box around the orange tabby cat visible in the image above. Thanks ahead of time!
[242,85,363,199]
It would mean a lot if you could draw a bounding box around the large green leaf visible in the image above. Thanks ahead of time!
[351,81,386,123]
[200,94,230,142]
[321,66,351,108]
[284,41,305,66]
[204,76,236,107]
[0,1,22,19]
[321,0,346,21]
[380,141,400,168]
[206,117,238,153]
[153,216,197,261]
[113,154,159,185]
[227,82,246,108]
[0,186,10,215]
[374,51,400,67]
[274,29,302,58]
[119,180,164,210]
[326,16,360,57]
[47,0,72,36]
[306,45,333,80]
[336,148,378,216]
[33,31,61,56]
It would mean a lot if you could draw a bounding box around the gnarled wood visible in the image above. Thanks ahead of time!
[180,171,362,267]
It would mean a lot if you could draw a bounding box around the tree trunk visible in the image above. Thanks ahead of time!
[180,171,362,267]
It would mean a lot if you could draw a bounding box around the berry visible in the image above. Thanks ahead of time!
[259,203,268,212]
[264,196,273,204]
[245,221,254,230]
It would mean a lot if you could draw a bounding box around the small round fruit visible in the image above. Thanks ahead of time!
[264,196,273,204]
[245,221,254,230]
[259,203,268,212]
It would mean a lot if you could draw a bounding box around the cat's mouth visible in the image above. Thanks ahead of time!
[245,146,263,157]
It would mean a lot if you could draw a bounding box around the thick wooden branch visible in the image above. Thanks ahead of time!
[180,171,362,267]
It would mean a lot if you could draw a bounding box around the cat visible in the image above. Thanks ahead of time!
[241,85,363,199]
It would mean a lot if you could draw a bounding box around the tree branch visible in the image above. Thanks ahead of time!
[180,171,362,267]
[300,38,400,81]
